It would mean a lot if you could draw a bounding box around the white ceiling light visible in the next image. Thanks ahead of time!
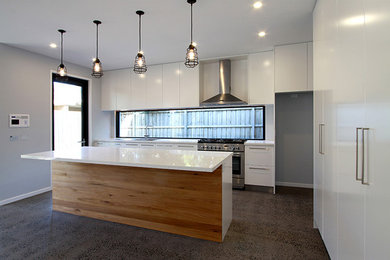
[258,31,266,37]
[253,1,263,9]
[49,43,57,48]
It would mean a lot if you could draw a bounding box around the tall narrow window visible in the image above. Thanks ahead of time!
[52,74,89,150]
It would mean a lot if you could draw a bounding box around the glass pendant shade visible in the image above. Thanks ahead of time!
[184,0,199,68]
[57,63,67,77]
[133,52,147,74]
[91,20,103,78]
[185,43,199,68]
[57,29,67,77]
[133,10,147,74]
[91,58,103,78]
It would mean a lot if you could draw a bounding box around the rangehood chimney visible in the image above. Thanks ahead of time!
[201,59,247,106]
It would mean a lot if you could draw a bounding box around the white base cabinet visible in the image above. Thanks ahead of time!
[314,0,390,259]
[94,140,197,151]
[244,143,275,191]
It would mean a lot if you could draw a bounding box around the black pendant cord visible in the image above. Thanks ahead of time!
[190,3,193,44]
[138,14,141,52]
[96,23,99,59]
[60,31,64,64]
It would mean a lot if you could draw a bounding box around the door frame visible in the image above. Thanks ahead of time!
[51,73,89,150]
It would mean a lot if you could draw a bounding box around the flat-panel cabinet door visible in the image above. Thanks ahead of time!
[179,63,199,107]
[101,71,117,111]
[146,65,163,109]
[307,42,313,91]
[314,1,339,258]
[364,0,390,258]
[130,72,147,109]
[275,43,308,93]
[115,69,132,110]
[335,1,366,259]
[313,89,324,233]
[247,51,275,104]
[162,63,180,108]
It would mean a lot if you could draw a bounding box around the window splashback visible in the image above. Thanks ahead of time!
[117,106,265,140]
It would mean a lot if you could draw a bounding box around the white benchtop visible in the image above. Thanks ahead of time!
[244,140,275,146]
[95,138,199,144]
[21,146,232,172]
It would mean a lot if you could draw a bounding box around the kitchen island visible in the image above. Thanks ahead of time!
[22,146,232,242]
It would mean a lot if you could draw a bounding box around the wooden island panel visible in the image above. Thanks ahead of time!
[52,161,223,242]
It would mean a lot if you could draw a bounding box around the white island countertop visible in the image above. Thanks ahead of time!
[21,146,232,172]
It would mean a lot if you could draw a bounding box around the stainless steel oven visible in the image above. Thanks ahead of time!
[198,139,245,189]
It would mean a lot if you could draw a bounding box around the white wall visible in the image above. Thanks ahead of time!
[0,43,112,205]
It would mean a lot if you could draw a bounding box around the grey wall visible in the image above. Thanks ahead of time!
[0,43,112,204]
[275,92,313,187]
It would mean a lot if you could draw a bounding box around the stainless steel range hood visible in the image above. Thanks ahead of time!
[201,59,247,106]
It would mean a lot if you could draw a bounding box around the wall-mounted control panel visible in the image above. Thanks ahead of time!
[9,114,30,128]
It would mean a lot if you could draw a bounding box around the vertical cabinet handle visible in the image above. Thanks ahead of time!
[356,127,369,185]
[356,128,363,181]
[319,124,325,155]
[361,128,370,185]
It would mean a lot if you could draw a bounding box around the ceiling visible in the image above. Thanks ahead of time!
[0,0,316,70]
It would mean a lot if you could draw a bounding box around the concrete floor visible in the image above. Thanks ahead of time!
[0,187,329,259]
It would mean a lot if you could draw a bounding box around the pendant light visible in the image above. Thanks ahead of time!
[57,29,67,77]
[185,0,199,68]
[133,10,147,74]
[91,20,103,78]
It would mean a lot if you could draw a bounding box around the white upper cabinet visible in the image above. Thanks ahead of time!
[101,70,118,111]
[308,42,313,91]
[101,62,199,111]
[146,65,163,109]
[179,63,199,107]
[162,63,180,108]
[275,42,312,93]
[130,71,147,109]
[247,51,275,104]
[115,69,132,110]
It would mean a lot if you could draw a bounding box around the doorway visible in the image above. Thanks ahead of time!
[52,73,88,150]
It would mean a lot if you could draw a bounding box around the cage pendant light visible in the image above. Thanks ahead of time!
[57,29,67,77]
[91,20,103,78]
[185,0,199,68]
[133,10,147,74]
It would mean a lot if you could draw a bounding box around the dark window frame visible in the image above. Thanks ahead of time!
[52,73,89,150]
[116,105,265,140]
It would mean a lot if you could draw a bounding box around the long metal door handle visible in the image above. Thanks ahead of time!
[319,124,322,154]
[249,147,267,150]
[356,128,362,181]
[319,124,325,155]
[249,167,269,171]
[362,128,370,185]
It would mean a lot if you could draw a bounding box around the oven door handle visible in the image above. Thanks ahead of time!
[232,152,242,156]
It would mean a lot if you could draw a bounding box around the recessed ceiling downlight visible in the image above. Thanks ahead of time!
[258,31,266,37]
[253,1,263,9]
[50,43,57,48]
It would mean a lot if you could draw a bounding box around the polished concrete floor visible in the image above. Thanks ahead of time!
[0,187,329,259]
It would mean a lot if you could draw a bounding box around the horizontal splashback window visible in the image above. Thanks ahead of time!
[116,106,265,140]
